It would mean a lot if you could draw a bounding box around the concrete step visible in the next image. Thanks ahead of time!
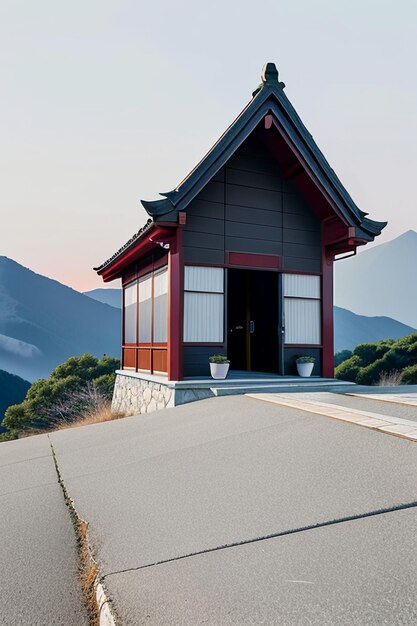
[211,380,354,396]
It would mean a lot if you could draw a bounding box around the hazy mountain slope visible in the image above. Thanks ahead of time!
[0,369,30,430]
[334,306,415,352]
[84,288,121,308]
[335,230,417,328]
[0,257,121,381]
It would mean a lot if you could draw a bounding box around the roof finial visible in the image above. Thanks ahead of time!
[253,62,285,97]
[262,62,278,83]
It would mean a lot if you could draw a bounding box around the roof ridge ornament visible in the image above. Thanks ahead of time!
[252,62,285,97]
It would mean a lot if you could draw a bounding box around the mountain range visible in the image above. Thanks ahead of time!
[84,288,121,309]
[335,230,417,328]
[333,307,414,352]
[0,257,120,382]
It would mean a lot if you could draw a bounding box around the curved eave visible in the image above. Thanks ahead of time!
[360,217,388,238]
[141,197,174,217]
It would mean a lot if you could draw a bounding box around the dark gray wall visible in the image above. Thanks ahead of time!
[182,137,322,272]
[183,346,227,377]
[284,348,322,377]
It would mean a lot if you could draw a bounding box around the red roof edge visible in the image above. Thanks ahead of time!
[98,223,177,282]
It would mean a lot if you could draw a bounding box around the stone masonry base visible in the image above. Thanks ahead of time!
[111,371,214,415]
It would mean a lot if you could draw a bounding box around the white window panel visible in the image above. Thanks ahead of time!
[154,267,168,297]
[138,273,152,301]
[124,282,137,344]
[138,274,152,343]
[184,293,224,342]
[283,274,320,299]
[284,298,321,345]
[184,266,224,293]
[153,267,168,342]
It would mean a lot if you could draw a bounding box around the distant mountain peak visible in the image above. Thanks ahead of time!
[335,228,417,328]
[0,257,121,381]
[396,229,417,240]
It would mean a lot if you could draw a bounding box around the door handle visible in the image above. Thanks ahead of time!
[249,320,255,334]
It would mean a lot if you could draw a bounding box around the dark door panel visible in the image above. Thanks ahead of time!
[227,269,280,374]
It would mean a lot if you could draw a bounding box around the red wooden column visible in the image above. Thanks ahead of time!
[321,247,334,378]
[168,227,183,381]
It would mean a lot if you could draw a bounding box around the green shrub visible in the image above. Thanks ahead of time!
[401,364,417,385]
[335,355,363,382]
[296,356,315,364]
[209,355,229,364]
[353,340,394,367]
[334,350,352,368]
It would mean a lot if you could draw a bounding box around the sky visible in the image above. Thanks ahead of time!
[1,0,416,291]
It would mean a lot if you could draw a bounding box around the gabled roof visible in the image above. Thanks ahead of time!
[141,62,386,240]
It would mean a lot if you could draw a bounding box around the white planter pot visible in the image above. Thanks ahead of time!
[210,362,230,380]
[296,362,314,377]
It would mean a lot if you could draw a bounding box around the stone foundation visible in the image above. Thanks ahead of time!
[112,371,214,416]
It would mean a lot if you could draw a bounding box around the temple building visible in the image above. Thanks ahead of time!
[95,63,386,412]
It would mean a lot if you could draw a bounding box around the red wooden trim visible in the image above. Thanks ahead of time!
[227,252,282,269]
[122,343,167,348]
[100,225,176,282]
[264,114,273,130]
[151,268,154,373]
[121,288,125,368]
[178,211,187,225]
[168,227,183,380]
[321,238,334,378]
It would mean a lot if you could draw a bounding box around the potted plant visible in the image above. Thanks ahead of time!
[209,355,230,379]
[296,356,315,377]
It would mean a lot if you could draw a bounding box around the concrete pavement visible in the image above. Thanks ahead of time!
[47,394,417,624]
[0,434,88,626]
[107,508,417,625]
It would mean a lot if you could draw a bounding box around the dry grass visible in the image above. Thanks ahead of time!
[57,401,126,431]
[377,370,403,387]
[76,520,100,625]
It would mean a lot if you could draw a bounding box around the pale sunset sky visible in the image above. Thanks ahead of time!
[1,0,416,291]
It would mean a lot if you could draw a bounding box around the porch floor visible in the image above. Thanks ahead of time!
[116,369,354,396]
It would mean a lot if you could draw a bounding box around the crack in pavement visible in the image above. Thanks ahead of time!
[0,453,52,469]
[0,480,60,498]
[48,436,117,626]
[103,499,417,579]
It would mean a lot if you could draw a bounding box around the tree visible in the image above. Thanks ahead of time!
[334,350,352,368]
[335,333,417,386]
[0,354,119,441]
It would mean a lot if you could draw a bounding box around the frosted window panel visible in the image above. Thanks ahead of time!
[153,267,168,297]
[153,267,168,342]
[184,293,224,342]
[138,274,152,343]
[284,274,320,299]
[184,266,224,293]
[284,298,321,344]
[124,283,137,344]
